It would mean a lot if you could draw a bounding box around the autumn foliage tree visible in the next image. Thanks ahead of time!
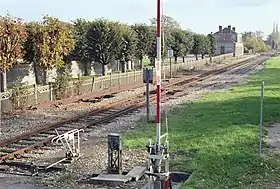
[242,31,268,53]
[24,16,75,84]
[0,14,27,92]
[0,14,224,94]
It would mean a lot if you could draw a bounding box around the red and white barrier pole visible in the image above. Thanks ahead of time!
[156,0,162,148]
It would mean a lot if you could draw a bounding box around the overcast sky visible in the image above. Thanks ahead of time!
[0,0,279,36]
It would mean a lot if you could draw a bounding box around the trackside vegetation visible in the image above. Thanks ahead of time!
[124,56,280,188]
[0,13,270,92]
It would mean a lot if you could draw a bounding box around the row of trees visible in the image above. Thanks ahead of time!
[70,15,217,74]
[0,14,216,92]
[242,31,269,53]
[0,15,75,91]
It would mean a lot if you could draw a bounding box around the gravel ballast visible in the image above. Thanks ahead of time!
[0,56,253,139]
[0,56,266,189]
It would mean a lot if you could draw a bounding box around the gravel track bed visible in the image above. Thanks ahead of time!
[0,58,239,140]
[0,87,147,139]
[0,57,265,189]
[56,58,265,189]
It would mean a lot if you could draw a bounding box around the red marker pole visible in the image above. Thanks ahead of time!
[156,0,162,148]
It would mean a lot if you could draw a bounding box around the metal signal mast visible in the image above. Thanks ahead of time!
[144,0,171,188]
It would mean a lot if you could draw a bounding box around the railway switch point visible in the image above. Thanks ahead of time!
[45,129,84,170]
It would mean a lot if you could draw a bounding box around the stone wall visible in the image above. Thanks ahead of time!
[6,55,204,88]
[66,61,120,78]
[5,53,225,89]
[6,63,36,87]
[6,60,136,87]
[1,53,236,113]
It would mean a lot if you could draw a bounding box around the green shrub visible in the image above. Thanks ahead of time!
[10,84,29,109]
[73,76,85,95]
[53,71,72,100]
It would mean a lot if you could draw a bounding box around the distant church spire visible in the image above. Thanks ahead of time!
[273,21,276,33]
[276,20,279,33]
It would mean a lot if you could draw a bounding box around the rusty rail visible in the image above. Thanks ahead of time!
[0,56,267,163]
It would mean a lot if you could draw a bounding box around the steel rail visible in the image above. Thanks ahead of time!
[0,56,267,163]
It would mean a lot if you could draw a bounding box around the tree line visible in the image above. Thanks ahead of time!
[242,31,269,53]
[0,14,217,88]
[3,14,272,92]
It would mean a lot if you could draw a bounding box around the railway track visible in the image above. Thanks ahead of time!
[0,55,269,170]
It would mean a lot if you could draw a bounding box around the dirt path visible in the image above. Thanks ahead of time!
[267,123,280,189]
[268,123,280,154]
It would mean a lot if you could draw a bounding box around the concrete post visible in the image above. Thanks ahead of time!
[126,72,129,84]
[110,73,112,87]
[34,84,38,104]
[0,71,7,92]
[146,79,150,121]
[118,72,121,86]
[91,77,95,92]
[49,83,53,101]
[101,76,105,90]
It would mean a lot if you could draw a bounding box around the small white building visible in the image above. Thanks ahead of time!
[213,25,243,56]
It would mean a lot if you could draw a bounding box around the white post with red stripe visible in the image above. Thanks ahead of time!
[155,0,162,154]
[145,1,171,188]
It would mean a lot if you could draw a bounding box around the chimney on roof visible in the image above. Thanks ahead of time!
[232,27,236,32]
[228,25,231,33]
[219,25,222,33]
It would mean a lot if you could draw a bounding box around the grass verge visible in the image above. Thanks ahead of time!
[124,57,280,188]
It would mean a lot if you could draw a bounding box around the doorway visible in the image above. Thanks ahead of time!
[220,46,225,54]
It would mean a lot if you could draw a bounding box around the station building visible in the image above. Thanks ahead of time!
[213,25,244,56]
